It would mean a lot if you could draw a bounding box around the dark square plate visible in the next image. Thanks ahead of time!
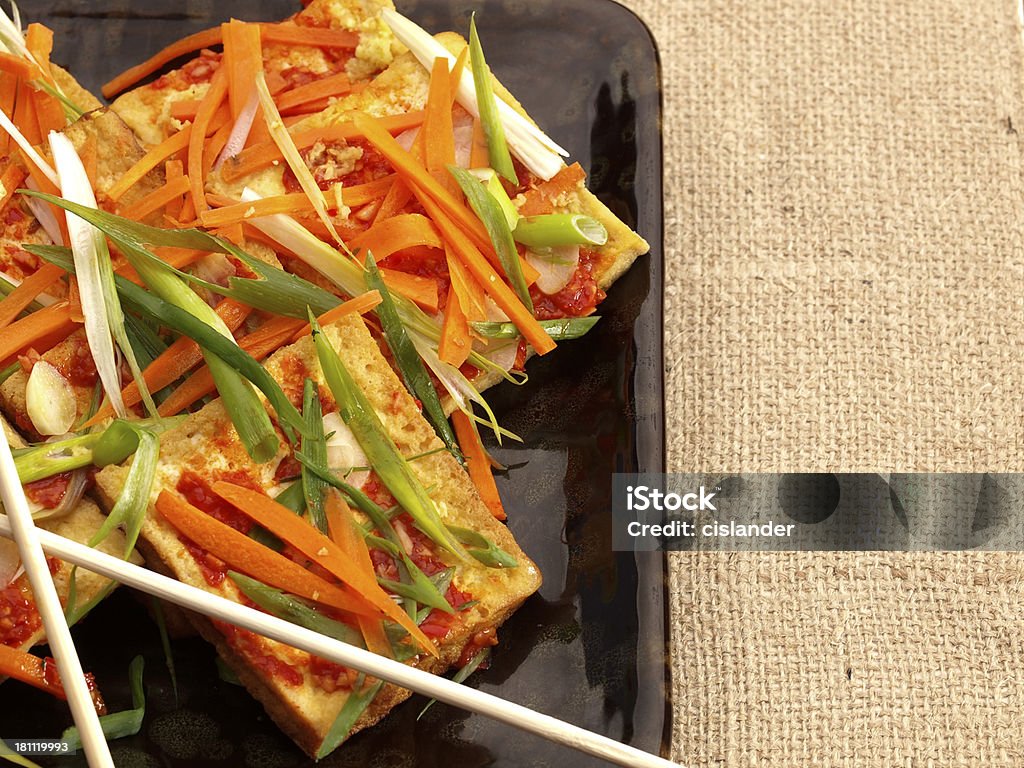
[0,1,668,765]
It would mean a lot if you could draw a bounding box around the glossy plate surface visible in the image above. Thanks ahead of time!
[0,1,667,764]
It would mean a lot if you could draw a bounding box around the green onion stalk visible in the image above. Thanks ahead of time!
[468,14,517,184]
[513,213,609,248]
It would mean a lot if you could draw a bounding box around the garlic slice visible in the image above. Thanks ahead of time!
[26,361,76,436]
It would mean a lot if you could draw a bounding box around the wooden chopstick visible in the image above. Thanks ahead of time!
[0,428,113,768]
[0,518,680,768]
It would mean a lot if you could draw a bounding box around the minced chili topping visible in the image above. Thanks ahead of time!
[24,472,72,509]
[216,620,304,688]
[0,579,40,647]
[529,249,605,319]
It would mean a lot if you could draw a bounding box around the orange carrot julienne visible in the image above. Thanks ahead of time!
[13,80,41,146]
[275,71,353,113]
[289,290,382,341]
[203,118,234,179]
[438,285,472,368]
[418,188,556,354]
[119,174,191,222]
[222,20,262,121]
[0,644,67,700]
[0,302,78,366]
[24,24,54,84]
[108,126,192,203]
[0,261,63,330]
[373,178,414,225]
[212,482,437,656]
[448,47,468,105]
[468,117,489,169]
[451,411,506,520]
[0,163,26,212]
[0,75,17,154]
[32,88,65,136]
[156,489,380,620]
[424,57,457,197]
[517,162,586,217]
[379,268,439,314]
[85,297,253,426]
[66,278,83,323]
[445,244,487,322]
[215,222,244,245]
[220,110,426,182]
[349,213,444,262]
[103,23,358,99]
[169,99,202,122]
[164,160,185,219]
[0,51,32,80]
[188,66,228,214]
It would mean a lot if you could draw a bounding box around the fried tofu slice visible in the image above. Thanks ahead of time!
[93,312,541,757]
[0,416,136,665]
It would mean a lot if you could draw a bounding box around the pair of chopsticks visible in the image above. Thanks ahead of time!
[0,485,677,767]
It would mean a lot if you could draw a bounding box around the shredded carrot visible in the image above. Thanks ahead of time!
[468,117,489,169]
[424,57,457,196]
[349,213,444,262]
[0,644,67,700]
[24,23,55,84]
[156,489,379,619]
[108,126,193,203]
[163,160,185,219]
[13,80,41,146]
[32,89,65,137]
[119,174,191,222]
[215,222,244,245]
[222,20,262,121]
[188,66,229,214]
[419,190,555,353]
[379,268,439,314]
[0,51,32,80]
[325,494,394,658]
[102,23,358,99]
[451,410,506,520]
[275,72,353,114]
[517,162,586,217]
[372,178,414,225]
[203,118,234,180]
[221,110,426,182]
[0,261,63,329]
[448,47,468,104]
[169,99,201,122]
[212,482,436,656]
[289,290,382,341]
[78,132,99,191]
[445,244,487,322]
[0,302,79,366]
[66,277,83,323]
[0,74,18,154]
[438,285,471,368]
[0,163,26,212]
[15,145,70,245]
[85,297,253,426]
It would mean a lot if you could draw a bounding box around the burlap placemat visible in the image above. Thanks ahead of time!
[613,0,1024,764]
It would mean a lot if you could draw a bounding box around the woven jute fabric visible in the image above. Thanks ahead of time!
[613,0,1024,764]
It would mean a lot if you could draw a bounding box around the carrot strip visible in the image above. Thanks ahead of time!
[289,290,382,341]
[0,261,63,329]
[372,178,414,225]
[221,110,426,182]
[188,66,228,214]
[423,57,457,196]
[222,20,262,120]
[156,490,378,619]
[169,99,201,122]
[215,222,244,245]
[24,23,55,83]
[118,174,191,222]
[275,71,353,113]
[85,297,253,426]
[66,277,83,323]
[0,163,26,212]
[379,268,439,314]
[103,23,358,99]
[213,482,436,656]
[445,244,487,322]
[448,47,468,104]
[108,126,192,203]
[0,644,67,700]
[0,302,78,366]
[438,285,471,368]
[451,410,506,520]
[32,89,65,136]
[517,162,586,217]
[163,160,185,219]
[469,117,489,169]
[349,213,444,262]
[418,189,555,353]
[13,80,41,146]
[0,74,18,154]
[78,132,99,190]
[0,51,32,80]
[203,118,234,179]
[325,495,394,658]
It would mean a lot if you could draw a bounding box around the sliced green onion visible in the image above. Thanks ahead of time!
[0,741,42,768]
[87,423,158,557]
[364,256,459,457]
[273,480,307,515]
[513,214,608,248]
[0,362,19,386]
[468,15,516,184]
[477,168,520,229]
[317,674,385,759]
[301,379,329,534]
[255,71,341,244]
[417,647,491,719]
[472,316,600,341]
[448,165,532,311]
[62,656,145,751]
[448,525,517,568]
[49,133,157,419]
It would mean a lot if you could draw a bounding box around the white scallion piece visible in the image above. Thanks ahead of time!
[381,8,568,181]
[25,361,76,436]
[0,517,678,768]
[322,411,370,488]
